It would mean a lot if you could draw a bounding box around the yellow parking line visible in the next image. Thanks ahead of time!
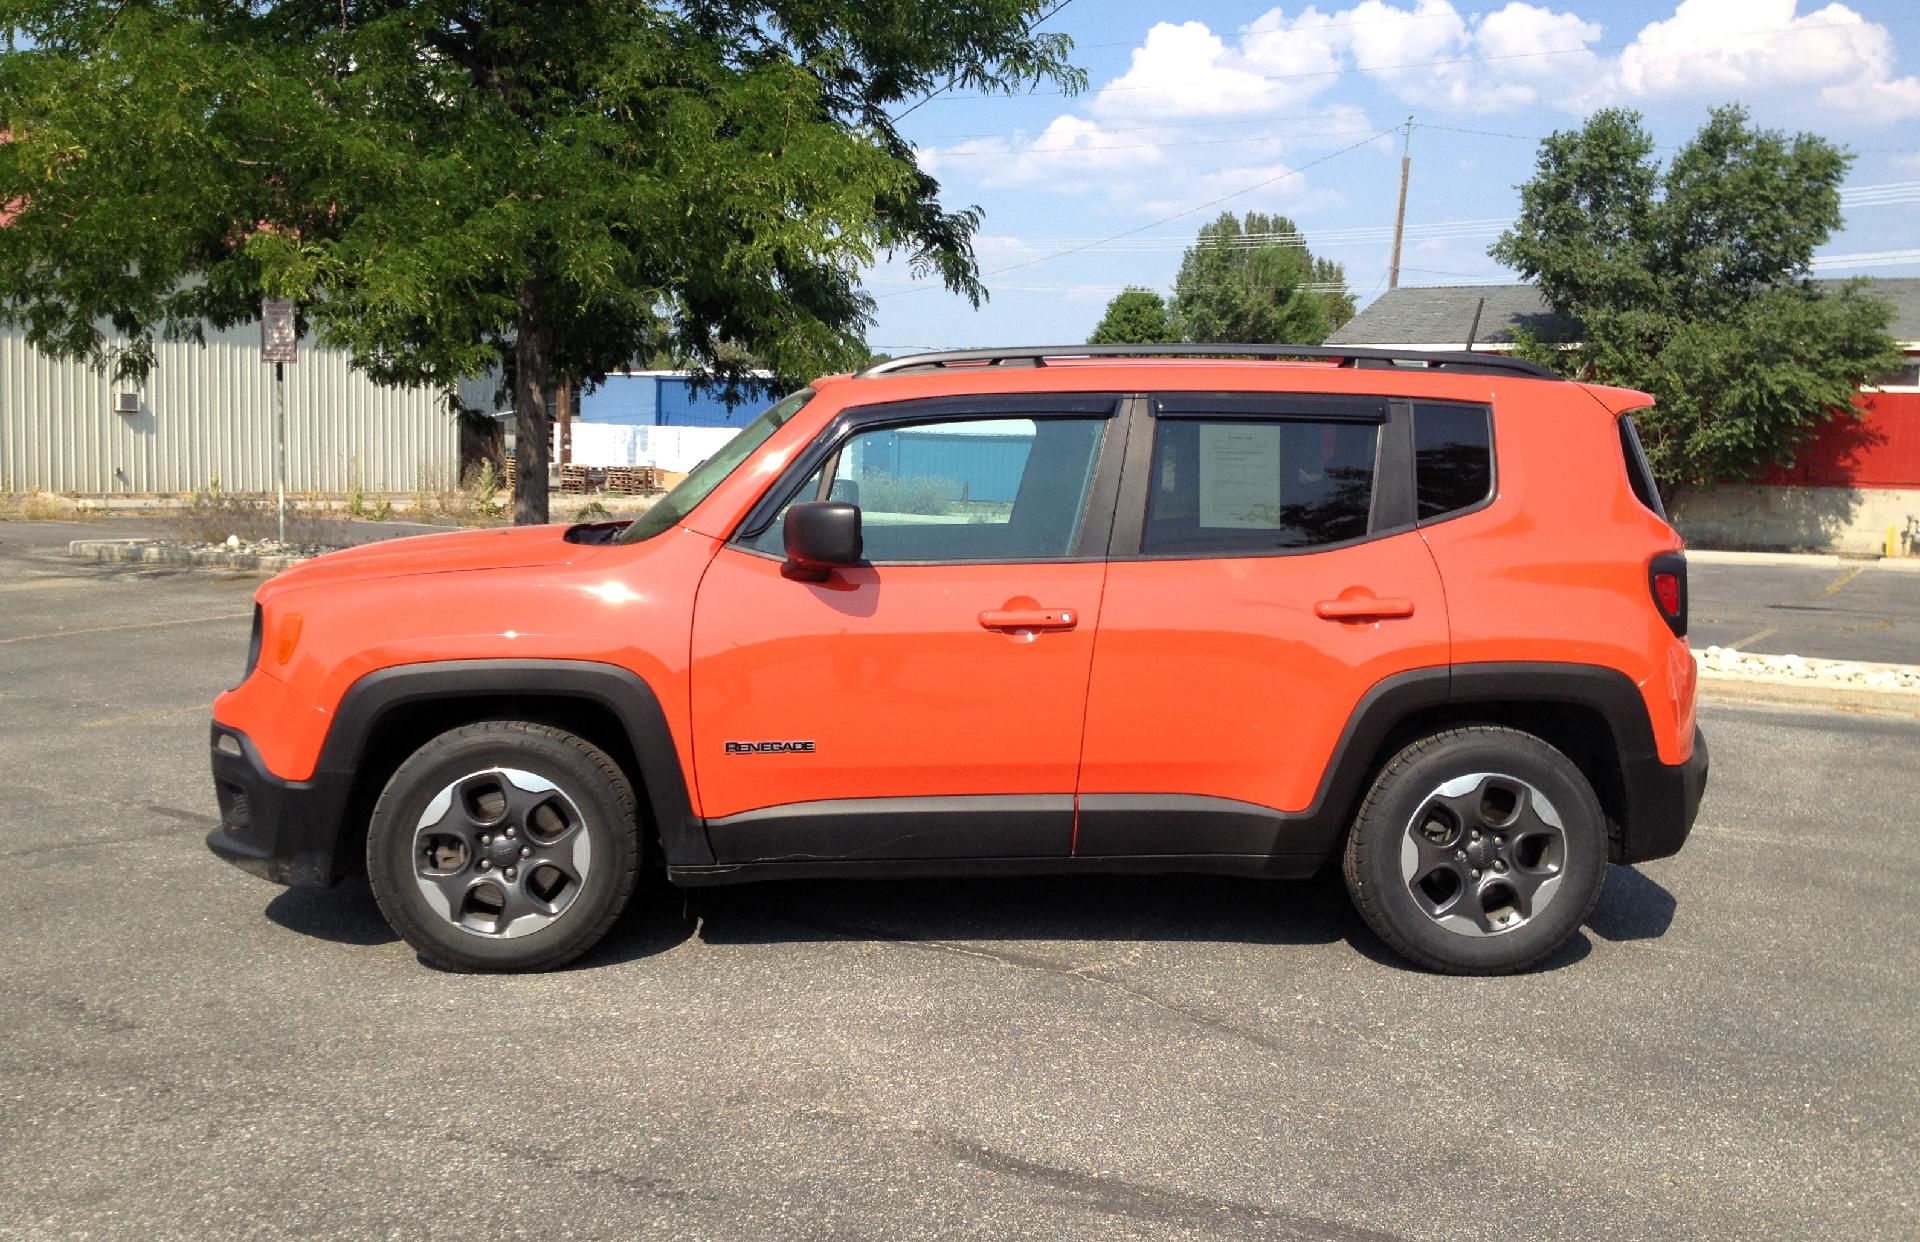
[1726,626,1777,650]
[0,611,250,646]
[0,569,176,593]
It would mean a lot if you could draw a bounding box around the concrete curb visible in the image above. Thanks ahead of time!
[1698,674,1920,716]
[1696,648,1920,716]
[68,539,308,573]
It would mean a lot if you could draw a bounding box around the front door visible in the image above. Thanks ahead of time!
[690,400,1121,864]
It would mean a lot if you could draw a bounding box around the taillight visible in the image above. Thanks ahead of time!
[1649,552,1687,637]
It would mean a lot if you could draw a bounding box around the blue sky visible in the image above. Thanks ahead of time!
[868,0,1920,352]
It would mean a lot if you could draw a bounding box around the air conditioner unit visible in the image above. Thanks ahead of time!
[113,392,141,415]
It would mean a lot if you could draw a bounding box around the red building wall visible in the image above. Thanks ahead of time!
[1759,369,1920,490]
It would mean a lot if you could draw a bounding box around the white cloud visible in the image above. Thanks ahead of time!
[1136,158,1344,218]
[1097,20,1314,117]
[1087,3,1601,119]
[921,115,1164,190]
[1075,2,1919,123]
[1606,0,1920,119]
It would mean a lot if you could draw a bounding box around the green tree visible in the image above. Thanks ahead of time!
[0,2,1081,522]
[1171,212,1353,345]
[1492,106,1902,493]
[1088,286,1175,344]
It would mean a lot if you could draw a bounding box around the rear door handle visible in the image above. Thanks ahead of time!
[979,608,1078,631]
[1314,597,1415,621]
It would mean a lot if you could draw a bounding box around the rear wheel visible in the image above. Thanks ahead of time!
[1342,726,1608,975]
[367,721,641,972]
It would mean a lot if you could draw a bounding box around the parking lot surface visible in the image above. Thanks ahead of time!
[1,521,1916,1240]
[1690,559,1920,663]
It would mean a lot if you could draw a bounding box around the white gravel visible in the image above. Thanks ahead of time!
[1696,645,1920,691]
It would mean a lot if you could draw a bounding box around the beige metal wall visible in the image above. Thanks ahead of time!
[0,322,458,494]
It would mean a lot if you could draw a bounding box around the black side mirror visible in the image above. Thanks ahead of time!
[783,501,862,581]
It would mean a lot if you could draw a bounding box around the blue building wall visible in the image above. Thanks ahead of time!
[856,429,1030,504]
[577,374,764,428]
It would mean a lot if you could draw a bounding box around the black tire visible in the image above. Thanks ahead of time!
[1342,726,1607,975]
[366,721,641,972]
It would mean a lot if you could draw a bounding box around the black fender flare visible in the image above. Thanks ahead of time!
[318,659,709,868]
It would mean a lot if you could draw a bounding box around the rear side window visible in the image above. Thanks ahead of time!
[1618,414,1668,521]
[1413,403,1493,521]
[1141,418,1378,555]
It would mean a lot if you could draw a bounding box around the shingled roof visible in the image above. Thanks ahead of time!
[1327,278,1920,348]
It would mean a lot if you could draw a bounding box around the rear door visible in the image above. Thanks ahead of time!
[689,395,1126,864]
[1075,393,1451,865]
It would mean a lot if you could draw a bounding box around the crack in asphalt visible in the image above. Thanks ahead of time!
[15,805,216,859]
[695,900,1403,1064]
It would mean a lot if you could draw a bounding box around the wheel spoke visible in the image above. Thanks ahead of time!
[409,766,594,939]
[1401,771,1569,938]
[416,860,482,923]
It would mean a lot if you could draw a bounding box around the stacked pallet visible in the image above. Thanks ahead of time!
[603,466,662,495]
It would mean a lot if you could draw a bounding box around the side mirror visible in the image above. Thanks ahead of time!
[783,501,862,581]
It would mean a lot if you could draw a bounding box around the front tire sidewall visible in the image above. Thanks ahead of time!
[367,726,639,972]
[1346,731,1607,975]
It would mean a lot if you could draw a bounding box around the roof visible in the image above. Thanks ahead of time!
[1327,277,1920,348]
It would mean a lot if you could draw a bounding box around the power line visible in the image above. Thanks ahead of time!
[890,0,1080,123]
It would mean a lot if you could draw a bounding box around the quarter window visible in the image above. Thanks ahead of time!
[1413,403,1493,521]
[1140,418,1378,555]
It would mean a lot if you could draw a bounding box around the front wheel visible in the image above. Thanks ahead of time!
[367,721,642,972]
[1342,727,1609,975]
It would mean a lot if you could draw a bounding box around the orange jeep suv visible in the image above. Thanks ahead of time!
[208,345,1707,975]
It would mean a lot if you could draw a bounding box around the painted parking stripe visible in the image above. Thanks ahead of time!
[0,611,250,646]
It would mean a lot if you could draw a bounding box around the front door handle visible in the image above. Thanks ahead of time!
[979,607,1078,631]
[1314,596,1415,621]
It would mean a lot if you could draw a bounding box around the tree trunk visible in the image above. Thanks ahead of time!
[513,288,552,525]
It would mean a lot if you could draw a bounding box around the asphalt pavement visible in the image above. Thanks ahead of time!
[1,519,1917,1239]
[1690,558,1920,664]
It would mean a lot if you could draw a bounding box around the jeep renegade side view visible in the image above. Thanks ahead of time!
[207,345,1708,975]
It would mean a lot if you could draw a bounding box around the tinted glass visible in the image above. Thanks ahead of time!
[1140,419,1377,555]
[1413,403,1493,521]
[740,464,825,556]
[754,415,1105,563]
[1618,414,1667,521]
[616,389,812,543]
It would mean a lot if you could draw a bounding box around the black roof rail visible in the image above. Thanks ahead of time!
[857,343,1560,381]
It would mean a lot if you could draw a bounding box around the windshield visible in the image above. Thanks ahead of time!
[615,388,815,544]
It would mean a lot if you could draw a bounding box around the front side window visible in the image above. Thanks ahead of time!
[1140,418,1378,555]
[617,388,813,544]
[745,414,1106,563]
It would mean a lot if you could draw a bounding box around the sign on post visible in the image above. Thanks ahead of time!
[260,300,298,364]
[260,300,296,544]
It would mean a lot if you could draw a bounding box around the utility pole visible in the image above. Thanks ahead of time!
[1388,116,1413,290]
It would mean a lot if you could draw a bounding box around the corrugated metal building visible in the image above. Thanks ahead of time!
[1,321,460,494]
[577,371,766,429]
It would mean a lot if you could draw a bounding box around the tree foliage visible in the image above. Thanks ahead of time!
[1087,286,1174,345]
[0,1,1081,521]
[1491,106,1902,492]
[1171,212,1353,345]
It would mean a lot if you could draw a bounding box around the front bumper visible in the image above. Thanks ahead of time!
[1615,726,1709,863]
[206,725,352,888]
